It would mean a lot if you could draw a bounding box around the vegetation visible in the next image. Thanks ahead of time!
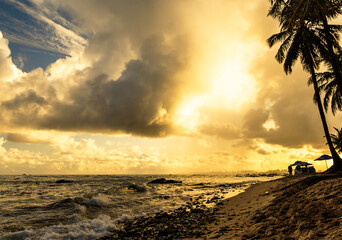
[331,127,342,153]
[267,0,342,172]
[312,50,342,115]
[269,0,342,91]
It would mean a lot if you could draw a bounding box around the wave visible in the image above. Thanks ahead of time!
[48,195,113,210]
[48,197,86,209]
[90,196,111,207]
[0,215,116,240]
[127,184,147,193]
[102,183,148,195]
[0,174,283,238]
[0,230,31,240]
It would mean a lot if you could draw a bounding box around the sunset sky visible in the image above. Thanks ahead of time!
[0,0,341,174]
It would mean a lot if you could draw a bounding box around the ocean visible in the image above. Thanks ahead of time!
[0,174,282,239]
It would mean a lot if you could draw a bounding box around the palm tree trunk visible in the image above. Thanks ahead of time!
[320,13,342,94]
[309,61,342,171]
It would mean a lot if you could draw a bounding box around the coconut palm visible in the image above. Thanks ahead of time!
[268,0,288,21]
[331,127,342,153]
[268,0,342,93]
[310,50,342,115]
[268,20,342,171]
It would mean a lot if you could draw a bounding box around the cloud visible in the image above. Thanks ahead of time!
[1,0,274,139]
[256,148,271,155]
[2,90,47,109]
[0,0,206,137]
[6,133,53,145]
[0,137,51,174]
[243,48,341,149]
[0,136,172,174]
[0,32,22,83]
[0,34,189,136]
[199,123,241,140]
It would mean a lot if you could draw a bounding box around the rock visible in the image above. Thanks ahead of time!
[55,179,74,183]
[191,208,204,213]
[148,178,182,184]
[98,192,214,240]
[128,184,146,192]
[211,196,220,201]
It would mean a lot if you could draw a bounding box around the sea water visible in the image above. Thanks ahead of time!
[0,174,282,239]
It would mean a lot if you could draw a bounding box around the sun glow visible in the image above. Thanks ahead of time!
[175,97,205,130]
[208,53,257,109]
[175,53,258,131]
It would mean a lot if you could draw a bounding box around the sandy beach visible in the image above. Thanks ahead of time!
[100,173,342,239]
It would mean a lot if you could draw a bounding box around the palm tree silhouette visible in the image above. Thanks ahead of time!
[268,20,342,171]
[331,127,342,153]
[311,50,342,115]
[268,0,342,93]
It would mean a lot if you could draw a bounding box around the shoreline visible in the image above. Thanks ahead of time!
[98,181,252,240]
[99,173,342,239]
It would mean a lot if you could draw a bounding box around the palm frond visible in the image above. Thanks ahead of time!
[283,30,301,73]
[267,31,289,47]
[275,34,293,62]
[323,86,333,112]
[332,89,342,114]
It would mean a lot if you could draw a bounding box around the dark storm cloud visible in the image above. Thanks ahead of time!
[1,36,188,137]
[2,90,47,110]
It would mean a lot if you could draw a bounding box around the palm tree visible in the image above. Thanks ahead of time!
[268,20,342,171]
[311,54,342,115]
[268,0,288,20]
[311,50,342,115]
[331,127,342,153]
[268,0,342,93]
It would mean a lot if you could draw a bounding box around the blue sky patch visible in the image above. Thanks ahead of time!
[0,0,84,71]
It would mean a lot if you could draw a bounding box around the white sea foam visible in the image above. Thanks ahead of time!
[75,204,87,214]
[116,213,136,222]
[89,196,111,206]
[0,215,116,240]
[0,230,31,240]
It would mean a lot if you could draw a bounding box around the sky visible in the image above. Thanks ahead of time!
[0,0,341,174]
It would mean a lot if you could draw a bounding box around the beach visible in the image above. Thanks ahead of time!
[100,173,342,239]
[0,174,278,239]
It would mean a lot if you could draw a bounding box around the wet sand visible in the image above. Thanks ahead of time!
[99,174,342,239]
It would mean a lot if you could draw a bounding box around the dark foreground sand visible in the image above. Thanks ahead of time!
[99,174,342,239]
